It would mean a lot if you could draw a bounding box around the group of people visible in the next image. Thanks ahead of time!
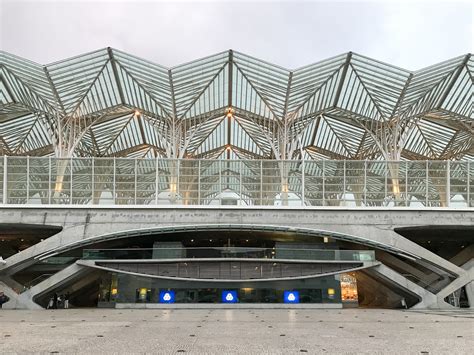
[47,292,70,309]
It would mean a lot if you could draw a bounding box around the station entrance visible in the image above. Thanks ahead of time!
[26,228,419,309]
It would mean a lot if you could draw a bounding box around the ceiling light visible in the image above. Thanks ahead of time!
[226,107,234,118]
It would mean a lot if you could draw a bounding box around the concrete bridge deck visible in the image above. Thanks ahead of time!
[0,206,473,309]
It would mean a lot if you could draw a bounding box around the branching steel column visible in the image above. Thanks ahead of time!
[168,69,178,158]
[43,67,64,158]
[228,50,233,108]
[227,50,234,157]
[1,50,472,166]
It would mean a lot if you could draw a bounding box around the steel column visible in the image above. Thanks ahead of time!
[176,159,180,204]
[302,157,305,206]
[155,158,159,205]
[322,160,325,206]
[26,156,30,202]
[468,161,470,207]
[219,160,222,204]
[91,158,95,205]
[2,156,7,204]
[446,160,450,208]
[239,160,242,206]
[426,160,429,207]
[343,160,346,205]
[198,159,201,204]
[134,159,138,205]
[48,156,52,205]
[405,160,409,206]
[363,160,367,206]
[70,157,73,205]
[260,160,263,205]
[113,157,116,204]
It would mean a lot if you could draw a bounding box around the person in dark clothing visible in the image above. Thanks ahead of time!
[0,292,10,309]
[52,292,59,309]
[63,292,70,309]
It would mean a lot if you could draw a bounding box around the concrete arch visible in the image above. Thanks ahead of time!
[1,206,471,310]
[33,223,418,261]
[1,207,467,277]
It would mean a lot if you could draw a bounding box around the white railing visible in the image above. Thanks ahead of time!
[0,156,472,208]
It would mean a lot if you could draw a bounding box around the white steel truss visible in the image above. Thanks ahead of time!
[0,49,472,161]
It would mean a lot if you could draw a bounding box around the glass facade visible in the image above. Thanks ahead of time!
[84,247,375,262]
[98,272,342,305]
[2,156,471,207]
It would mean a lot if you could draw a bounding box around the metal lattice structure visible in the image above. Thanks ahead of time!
[1,49,472,161]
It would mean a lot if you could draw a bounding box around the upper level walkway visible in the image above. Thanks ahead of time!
[1,156,472,208]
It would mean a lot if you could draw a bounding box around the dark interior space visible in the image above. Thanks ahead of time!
[13,230,339,286]
[395,226,473,261]
[33,271,104,308]
[42,230,340,259]
[0,223,63,258]
[356,269,420,308]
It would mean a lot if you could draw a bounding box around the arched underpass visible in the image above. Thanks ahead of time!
[1,207,472,310]
[3,226,443,309]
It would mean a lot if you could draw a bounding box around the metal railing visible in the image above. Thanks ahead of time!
[82,247,376,262]
[96,260,363,280]
[1,156,472,207]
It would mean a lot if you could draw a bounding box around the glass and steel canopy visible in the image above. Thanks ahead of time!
[0,49,472,161]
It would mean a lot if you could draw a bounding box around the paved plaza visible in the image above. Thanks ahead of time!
[0,308,472,354]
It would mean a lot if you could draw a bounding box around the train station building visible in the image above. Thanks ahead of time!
[0,49,472,310]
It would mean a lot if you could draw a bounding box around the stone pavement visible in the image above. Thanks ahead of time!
[0,308,472,354]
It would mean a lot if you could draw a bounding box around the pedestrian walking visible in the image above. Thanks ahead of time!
[401,297,407,309]
[52,292,58,309]
[64,292,70,309]
[47,296,54,309]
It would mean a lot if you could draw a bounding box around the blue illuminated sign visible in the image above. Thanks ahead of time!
[221,290,238,303]
[283,290,300,303]
[159,290,175,303]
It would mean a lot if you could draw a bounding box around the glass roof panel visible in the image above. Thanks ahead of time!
[0,50,471,161]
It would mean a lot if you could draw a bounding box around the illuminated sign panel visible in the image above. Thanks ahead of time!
[221,290,238,303]
[283,290,300,303]
[159,290,175,303]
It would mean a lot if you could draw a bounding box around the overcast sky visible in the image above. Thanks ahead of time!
[1,0,472,70]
